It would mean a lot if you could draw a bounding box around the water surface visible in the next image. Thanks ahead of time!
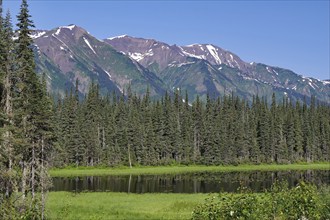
[52,170,329,193]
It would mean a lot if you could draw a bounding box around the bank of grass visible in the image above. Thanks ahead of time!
[46,192,209,219]
[46,185,330,220]
[49,162,330,177]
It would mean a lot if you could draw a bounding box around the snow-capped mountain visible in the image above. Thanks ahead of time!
[33,25,167,97]
[32,24,330,104]
[105,34,330,103]
[105,35,187,74]
[104,36,251,74]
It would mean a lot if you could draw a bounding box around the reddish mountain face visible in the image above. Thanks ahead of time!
[32,25,330,104]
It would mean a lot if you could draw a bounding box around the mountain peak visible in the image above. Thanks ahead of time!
[107,34,129,40]
[47,24,92,42]
[54,24,77,34]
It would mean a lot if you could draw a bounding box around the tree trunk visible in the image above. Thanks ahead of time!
[3,54,14,198]
[31,144,35,199]
[128,145,132,168]
[21,161,27,201]
[41,138,45,220]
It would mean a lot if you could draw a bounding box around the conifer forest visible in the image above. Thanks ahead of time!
[0,0,329,219]
[54,84,330,167]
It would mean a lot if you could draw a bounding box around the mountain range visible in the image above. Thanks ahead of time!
[31,24,330,103]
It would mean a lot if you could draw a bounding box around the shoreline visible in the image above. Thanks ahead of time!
[49,162,330,177]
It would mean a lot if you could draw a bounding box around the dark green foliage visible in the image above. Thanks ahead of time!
[192,181,329,220]
[1,0,54,218]
[53,82,330,167]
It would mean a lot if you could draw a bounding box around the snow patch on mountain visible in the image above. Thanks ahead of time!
[55,25,76,36]
[242,75,254,80]
[116,85,123,93]
[322,80,330,85]
[83,37,97,55]
[104,69,112,79]
[107,35,128,40]
[52,34,71,51]
[63,25,76,30]
[169,61,195,68]
[308,82,317,90]
[129,52,143,61]
[230,54,234,61]
[206,45,222,64]
[30,31,46,39]
[34,44,41,56]
[129,50,154,62]
[179,47,205,60]
[161,45,169,50]
[226,54,236,67]
[55,28,61,36]
[234,60,240,68]
[302,76,313,82]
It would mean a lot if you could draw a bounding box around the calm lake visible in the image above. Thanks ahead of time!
[52,170,330,193]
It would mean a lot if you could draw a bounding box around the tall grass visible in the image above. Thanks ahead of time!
[192,182,330,219]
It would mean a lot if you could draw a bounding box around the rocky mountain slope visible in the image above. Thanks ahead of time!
[32,25,166,98]
[32,25,330,103]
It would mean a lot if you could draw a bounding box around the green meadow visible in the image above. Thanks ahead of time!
[46,186,330,220]
[46,192,208,220]
[47,163,330,219]
[49,163,330,177]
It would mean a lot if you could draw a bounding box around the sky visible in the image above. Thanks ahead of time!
[3,0,330,81]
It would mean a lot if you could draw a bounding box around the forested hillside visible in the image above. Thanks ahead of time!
[53,83,330,167]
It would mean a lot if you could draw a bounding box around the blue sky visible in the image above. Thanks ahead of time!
[3,0,330,80]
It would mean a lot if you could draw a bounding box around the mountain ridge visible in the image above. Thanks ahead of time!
[32,24,330,104]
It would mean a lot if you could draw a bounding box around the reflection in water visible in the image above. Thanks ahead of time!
[52,170,330,193]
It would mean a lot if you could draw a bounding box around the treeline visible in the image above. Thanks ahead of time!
[0,0,54,218]
[53,82,330,167]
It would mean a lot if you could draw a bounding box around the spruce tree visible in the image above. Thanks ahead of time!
[8,0,54,218]
[1,9,16,193]
[192,95,203,163]
[80,82,102,166]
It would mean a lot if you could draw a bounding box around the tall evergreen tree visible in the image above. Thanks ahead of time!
[0,0,55,218]
[192,95,203,163]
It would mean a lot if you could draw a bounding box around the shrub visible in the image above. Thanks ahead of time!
[192,181,329,220]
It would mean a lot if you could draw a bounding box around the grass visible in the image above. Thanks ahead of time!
[46,185,330,219]
[46,192,209,220]
[49,163,330,177]
[47,164,329,219]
